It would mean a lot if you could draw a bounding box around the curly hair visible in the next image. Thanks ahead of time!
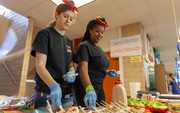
[81,18,106,42]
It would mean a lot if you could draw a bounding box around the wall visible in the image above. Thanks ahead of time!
[98,28,118,51]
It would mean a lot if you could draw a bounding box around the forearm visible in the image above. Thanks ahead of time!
[36,64,56,87]
[35,52,56,87]
[79,69,91,88]
[79,61,91,88]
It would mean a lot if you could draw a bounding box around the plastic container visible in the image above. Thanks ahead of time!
[130,82,140,98]
[112,80,127,105]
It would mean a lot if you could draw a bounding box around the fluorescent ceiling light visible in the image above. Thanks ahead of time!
[51,0,94,7]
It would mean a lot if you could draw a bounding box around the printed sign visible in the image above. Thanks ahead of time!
[131,55,142,62]
[110,34,142,58]
[144,32,155,65]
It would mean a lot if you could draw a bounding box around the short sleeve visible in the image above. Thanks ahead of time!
[75,44,89,62]
[31,30,49,57]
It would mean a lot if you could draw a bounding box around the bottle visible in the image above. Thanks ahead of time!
[112,80,127,105]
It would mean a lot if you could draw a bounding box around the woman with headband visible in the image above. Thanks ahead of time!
[31,0,78,111]
[74,17,118,109]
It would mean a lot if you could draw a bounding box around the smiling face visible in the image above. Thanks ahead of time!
[89,24,105,45]
[55,10,75,30]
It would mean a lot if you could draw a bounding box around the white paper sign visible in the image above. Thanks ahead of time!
[144,33,155,65]
[110,34,142,58]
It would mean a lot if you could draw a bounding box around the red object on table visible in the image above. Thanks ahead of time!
[145,106,169,113]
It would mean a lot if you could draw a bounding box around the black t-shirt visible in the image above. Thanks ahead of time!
[31,27,74,95]
[75,40,110,86]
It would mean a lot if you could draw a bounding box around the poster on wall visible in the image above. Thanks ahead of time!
[110,34,142,58]
[144,31,155,65]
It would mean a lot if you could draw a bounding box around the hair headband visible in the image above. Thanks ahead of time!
[62,0,78,12]
[96,16,108,27]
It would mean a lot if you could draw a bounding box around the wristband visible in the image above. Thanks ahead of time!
[69,67,75,72]
[86,85,94,92]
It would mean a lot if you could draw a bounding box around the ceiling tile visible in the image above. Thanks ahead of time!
[33,0,56,18]
[159,45,176,54]
[88,0,119,16]
[152,9,174,24]
[67,24,86,38]
[174,0,180,7]
[147,0,172,13]
[144,24,156,34]
[75,6,96,23]
[148,32,158,40]
[79,19,127,33]
[128,15,154,27]
[122,2,151,20]
[150,39,159,48]
[18,0,45,8]
[22,9,50,26]
[107,20,129,31]
[38,19,55,29]
[81,20,90,27]
[174,5,180,27]
[155,19,176,31]
[160,48,177,63]
[0,0,30,15]
[158,29,177,40]
[71,19,80,26]
[114,0,146,9]
[105,10,127,26]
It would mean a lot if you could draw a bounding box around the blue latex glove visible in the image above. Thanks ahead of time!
[63,71,76,82]
[49,83,62,108]
[108,70,118,78]
[84,89,97,110]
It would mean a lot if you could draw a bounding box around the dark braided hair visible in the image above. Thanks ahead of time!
[81,17,106,42]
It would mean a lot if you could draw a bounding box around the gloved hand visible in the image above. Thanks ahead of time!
[107,70,118,78]
[84,89,97,110]
[49,83,62,108]
[63,71,76,82]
